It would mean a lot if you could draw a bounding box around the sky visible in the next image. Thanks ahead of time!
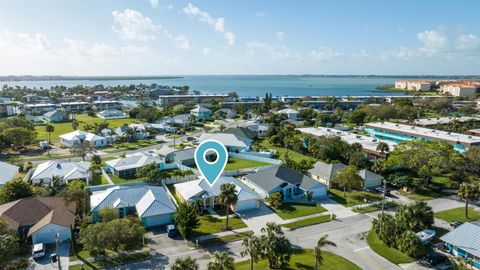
[0,0,479,76]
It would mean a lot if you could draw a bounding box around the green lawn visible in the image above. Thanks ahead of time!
[366,230,415,265]
[90,175,109,186]
[35,114,142,141]
[68,251,150,270]
[234,249,361,270]
[197,231,254,247]
[194,214,248,237]
[103,139,161,153]
[352,201,398,214]
[258,140,315,163]
[399,188,448,202]
[273,202,328,220]
[225,158,270,170]
[329,189,383,207]
[108,174,146,184]
[282,214,336,229]
[435,207,480,222]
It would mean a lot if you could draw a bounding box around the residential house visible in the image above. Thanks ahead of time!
[440,222,480,268]
[24,103,56,115]
[105,153,165,179]
[25,115,47,125]
[59,130,108,148]
[190,105,211,120]
[60,102,90,114]
[242,166,328,200]
[165,114,191,127]
[90,185,176,227]
[156,145,196,165]
[96,109,127,119]
[308,161,382,188]
[278,108,299,121]
[0,197,76,244]
[0,161,19,187]
[92,100,122,111]
[43,110,67,123]
[115,124,149,140]
[30,161,92,186]
[174,177,260,212]
[215,108,236,119]
[247,123,270,136]
[199,132,253,153]
[224,127,257,140]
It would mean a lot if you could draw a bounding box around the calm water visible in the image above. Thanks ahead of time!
[2,75,412,97]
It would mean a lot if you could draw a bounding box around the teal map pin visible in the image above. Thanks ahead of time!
[194,139,228,186]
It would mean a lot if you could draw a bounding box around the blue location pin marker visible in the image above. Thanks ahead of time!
[194,140,228,186]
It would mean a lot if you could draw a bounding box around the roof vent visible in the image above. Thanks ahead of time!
[468,135,472,138]
[356,135,361,139]
[56,163,61,169]
[411,126,415,129]
[372,139,377,142]
[395,124,399,127]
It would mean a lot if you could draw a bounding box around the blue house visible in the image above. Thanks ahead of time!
[190,105,211,120]
[90,185,176,228]
[440,221,480,268]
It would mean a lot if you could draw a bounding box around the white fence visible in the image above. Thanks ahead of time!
[228,152,282,165]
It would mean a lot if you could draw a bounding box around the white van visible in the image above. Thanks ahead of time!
[32,243,46,259]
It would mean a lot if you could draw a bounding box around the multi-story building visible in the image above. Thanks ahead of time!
[92,100,122,111]
[158,94,230,106]
[394,80,433,91]
[24,103,57,115]
[365,122,480,152]
[60,102,91,114]
[439,83,477,97]
[0,102,16,117]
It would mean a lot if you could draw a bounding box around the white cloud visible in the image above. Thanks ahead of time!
[254,12,266,17]
[112,9,159,41]
[417,29,450,55]
[148,0,159,8]
[309,47,343,61]
[202,48,211,56]
[183,3,236,45]
[276,31,284,41]
[111,9,190,49]
[246,40,301,61]
[456,34,479,51]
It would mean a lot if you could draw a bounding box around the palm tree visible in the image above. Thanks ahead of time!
[71,118,79,130]
[170,256,199,270]
[217,183,238,230]
[241,235,264,270]
[314,235,337,270]
[51,175,62,194]
[376,142,389,158]
[219,123,226,132]
[457,183,480,219]
[260,222,292,269]
[45,124,54,143]
[207,251,234,270]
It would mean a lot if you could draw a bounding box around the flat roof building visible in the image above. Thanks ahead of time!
[412,116,480,127]
[365,122,480,152]
[158,94,230,106]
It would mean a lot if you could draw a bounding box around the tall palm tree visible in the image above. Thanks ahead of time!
[376,142,389,158]
[241,235,264,270]
[170,256,199,270]
[314,235,337,270]
[207,251,234,270]
[457,183,480,219]
[217,183,238,230]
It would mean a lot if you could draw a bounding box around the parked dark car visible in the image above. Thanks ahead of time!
[166,224,177,237]
[420,252,449,266]
[450,221,463,229]
[373,187,390,196]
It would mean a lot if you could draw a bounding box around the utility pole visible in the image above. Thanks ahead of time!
[55,230,61,270]
[378,180,387,235]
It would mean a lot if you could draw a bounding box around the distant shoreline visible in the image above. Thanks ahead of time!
[0,75,183,82]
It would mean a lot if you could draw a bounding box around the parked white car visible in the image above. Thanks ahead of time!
[32,243,46,259]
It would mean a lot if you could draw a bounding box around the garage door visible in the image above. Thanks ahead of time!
[235,199,259,212]
[32,225,70,244]
[142,214,172,228]
[310,187,327,198]
[364,178,382,188]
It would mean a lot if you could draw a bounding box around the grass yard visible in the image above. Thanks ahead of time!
[258,140,315,163]
[399,188,448,202]
[329,189,383,207]
[103,139,161,153]
[234,249,361,270]
[273,202,328,220]
[68,251,150,270]
[434,207,480,222]
[35,114,142,141]
[194,214,247,237]
[366,230,415,265]
[282,214,336,229]
[108,174,146,184]
[90,175,109,186]
[197,231,254,247]
[352,201,398,214]
[225,158,270,170]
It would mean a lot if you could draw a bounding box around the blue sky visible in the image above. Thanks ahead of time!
[0,0,479,75]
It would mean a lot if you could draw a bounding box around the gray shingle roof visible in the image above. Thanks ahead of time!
[308,161,346,181]
[90,185,175,217]
[440,222,480,258]
[358,169,383,181]
[0,162,19,185]
[245,166,325,193]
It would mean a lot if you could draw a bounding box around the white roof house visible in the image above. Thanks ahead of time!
[31,161,91,186]
[174,177,260,212]
[198,133,253,152]
[0,161,19,187]
[59,130,108,148]
[96,109,127,119]
[105,153,164,172]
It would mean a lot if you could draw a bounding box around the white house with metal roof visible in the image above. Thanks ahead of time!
[174,177,260,212]
[59,130,108,148]
[242,165,327,200]
[90,185,176,228]
[31,161,91,186]
[0,161,19,187]
[105,153,165,179]
[440,221,480,268]
[278,108,299,121]
[199,133,253,153]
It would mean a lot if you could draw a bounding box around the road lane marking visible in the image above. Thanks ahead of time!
[353,246,370,252]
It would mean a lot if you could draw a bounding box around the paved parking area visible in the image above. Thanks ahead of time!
[28,242,70,270]
[237,202,284,233]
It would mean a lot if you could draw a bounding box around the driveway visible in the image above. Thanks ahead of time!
[238,202,284,233]
[29,242,70,270]
[316,197,357,219]
[427,195,466,212]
